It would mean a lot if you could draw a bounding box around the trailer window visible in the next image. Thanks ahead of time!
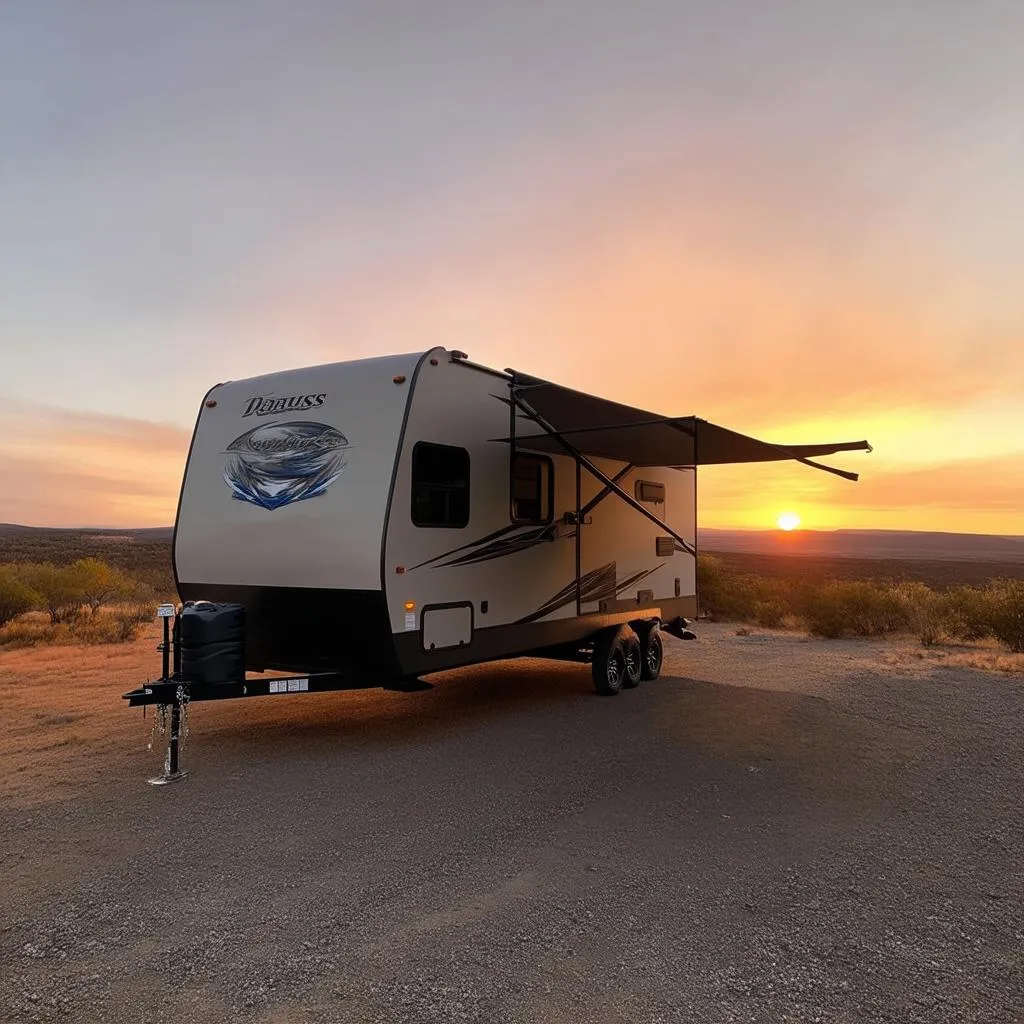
[511,453,553,524]
[412,442,470,528]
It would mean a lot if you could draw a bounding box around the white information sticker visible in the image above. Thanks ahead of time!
[404,612,417,631]
[156,603,176,619]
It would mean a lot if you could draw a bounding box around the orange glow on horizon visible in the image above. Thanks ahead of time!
[777,512,801,531]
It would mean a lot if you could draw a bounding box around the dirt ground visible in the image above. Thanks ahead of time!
[2,623,1022,1023]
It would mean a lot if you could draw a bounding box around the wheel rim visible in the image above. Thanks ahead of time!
[646,640,661,674]
[607,654,622,687]
[625,648,639,678]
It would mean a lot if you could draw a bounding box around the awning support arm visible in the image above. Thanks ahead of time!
[688,418,868,480]
[511,392,697,558]
[722,432,863,481]
[580,463,635,517]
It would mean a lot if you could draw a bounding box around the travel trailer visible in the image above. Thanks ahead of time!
[125,348,870,762]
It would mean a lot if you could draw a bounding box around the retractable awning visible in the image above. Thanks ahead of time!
[501,371,871,481]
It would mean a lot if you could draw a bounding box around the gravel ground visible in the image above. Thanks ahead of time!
[2,623,1022,1023]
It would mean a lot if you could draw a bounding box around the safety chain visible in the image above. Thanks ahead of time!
[146,687,190,756]
[176,685,191,741]
[148,704,169,752]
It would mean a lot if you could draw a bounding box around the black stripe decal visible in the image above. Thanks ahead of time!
[517,563,662,624]
[409,522,564,571]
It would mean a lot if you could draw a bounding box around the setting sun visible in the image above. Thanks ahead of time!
[777,512,802,531]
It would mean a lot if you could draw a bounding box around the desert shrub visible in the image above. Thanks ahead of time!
[801,583,848,638]
[696,554,726,615]
[749,576,790,627]
[67,558,132,616]
[804,580,909,638]
[0,617,68,648]
[901,585,994,647]
[889,581,950,646]
[112,600,158,642]
[983,578,1024,653]
[691,556,1024,651]
[0,567,40,627]
[754,599,787,629]
[943,586,993,642]
[13,562,85,624]
[73,614,126,645]
[699,555,783,622]
[710,574,759,621]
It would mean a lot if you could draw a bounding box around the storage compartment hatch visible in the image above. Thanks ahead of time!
[422,604,473,651]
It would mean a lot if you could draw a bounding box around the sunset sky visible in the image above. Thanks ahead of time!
[2,1,1022,533]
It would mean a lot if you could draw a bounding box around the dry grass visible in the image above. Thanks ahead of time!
[698,554,1024,651]
[0,623,167,807]
[880,643,1024,677]
[0,601,155,649]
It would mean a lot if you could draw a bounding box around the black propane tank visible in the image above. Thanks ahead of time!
[179,602,246,685]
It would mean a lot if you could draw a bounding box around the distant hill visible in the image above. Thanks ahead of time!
[699,528,1024,564]
[0,524,174,593]
[0,523,174,541]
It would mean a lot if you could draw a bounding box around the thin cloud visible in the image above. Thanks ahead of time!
[0,452,176,527]
[1,401,191,455]
[0,404,187,527]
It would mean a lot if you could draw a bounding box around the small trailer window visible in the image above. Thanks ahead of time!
[412,442,470,528]
[511,453,553,524]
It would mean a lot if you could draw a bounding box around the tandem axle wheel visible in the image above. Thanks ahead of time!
[591,622,664,696]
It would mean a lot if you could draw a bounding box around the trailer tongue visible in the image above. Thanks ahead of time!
[124,599,430,784]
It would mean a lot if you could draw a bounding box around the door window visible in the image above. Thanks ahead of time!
[511,453,554,524]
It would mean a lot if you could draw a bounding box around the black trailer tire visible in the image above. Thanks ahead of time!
[621,631,643,688]
[592,630,627,696]
[639,627,664,681]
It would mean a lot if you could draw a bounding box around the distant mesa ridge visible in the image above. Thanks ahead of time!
[699,528,1024,564]
[0,524,174,542]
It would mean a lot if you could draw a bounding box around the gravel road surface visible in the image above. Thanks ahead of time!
[2,624,1022,1023]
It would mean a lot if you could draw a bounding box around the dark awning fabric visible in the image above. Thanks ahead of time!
[502,372,871,479]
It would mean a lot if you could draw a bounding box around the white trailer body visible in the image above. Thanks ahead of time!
[173,348,869,683]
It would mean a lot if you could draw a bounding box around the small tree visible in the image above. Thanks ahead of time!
[0,567,40,627]
[16,563,85,624]
[68,558,130,616]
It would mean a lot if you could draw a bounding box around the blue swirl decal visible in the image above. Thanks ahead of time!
[223,421,349,510]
